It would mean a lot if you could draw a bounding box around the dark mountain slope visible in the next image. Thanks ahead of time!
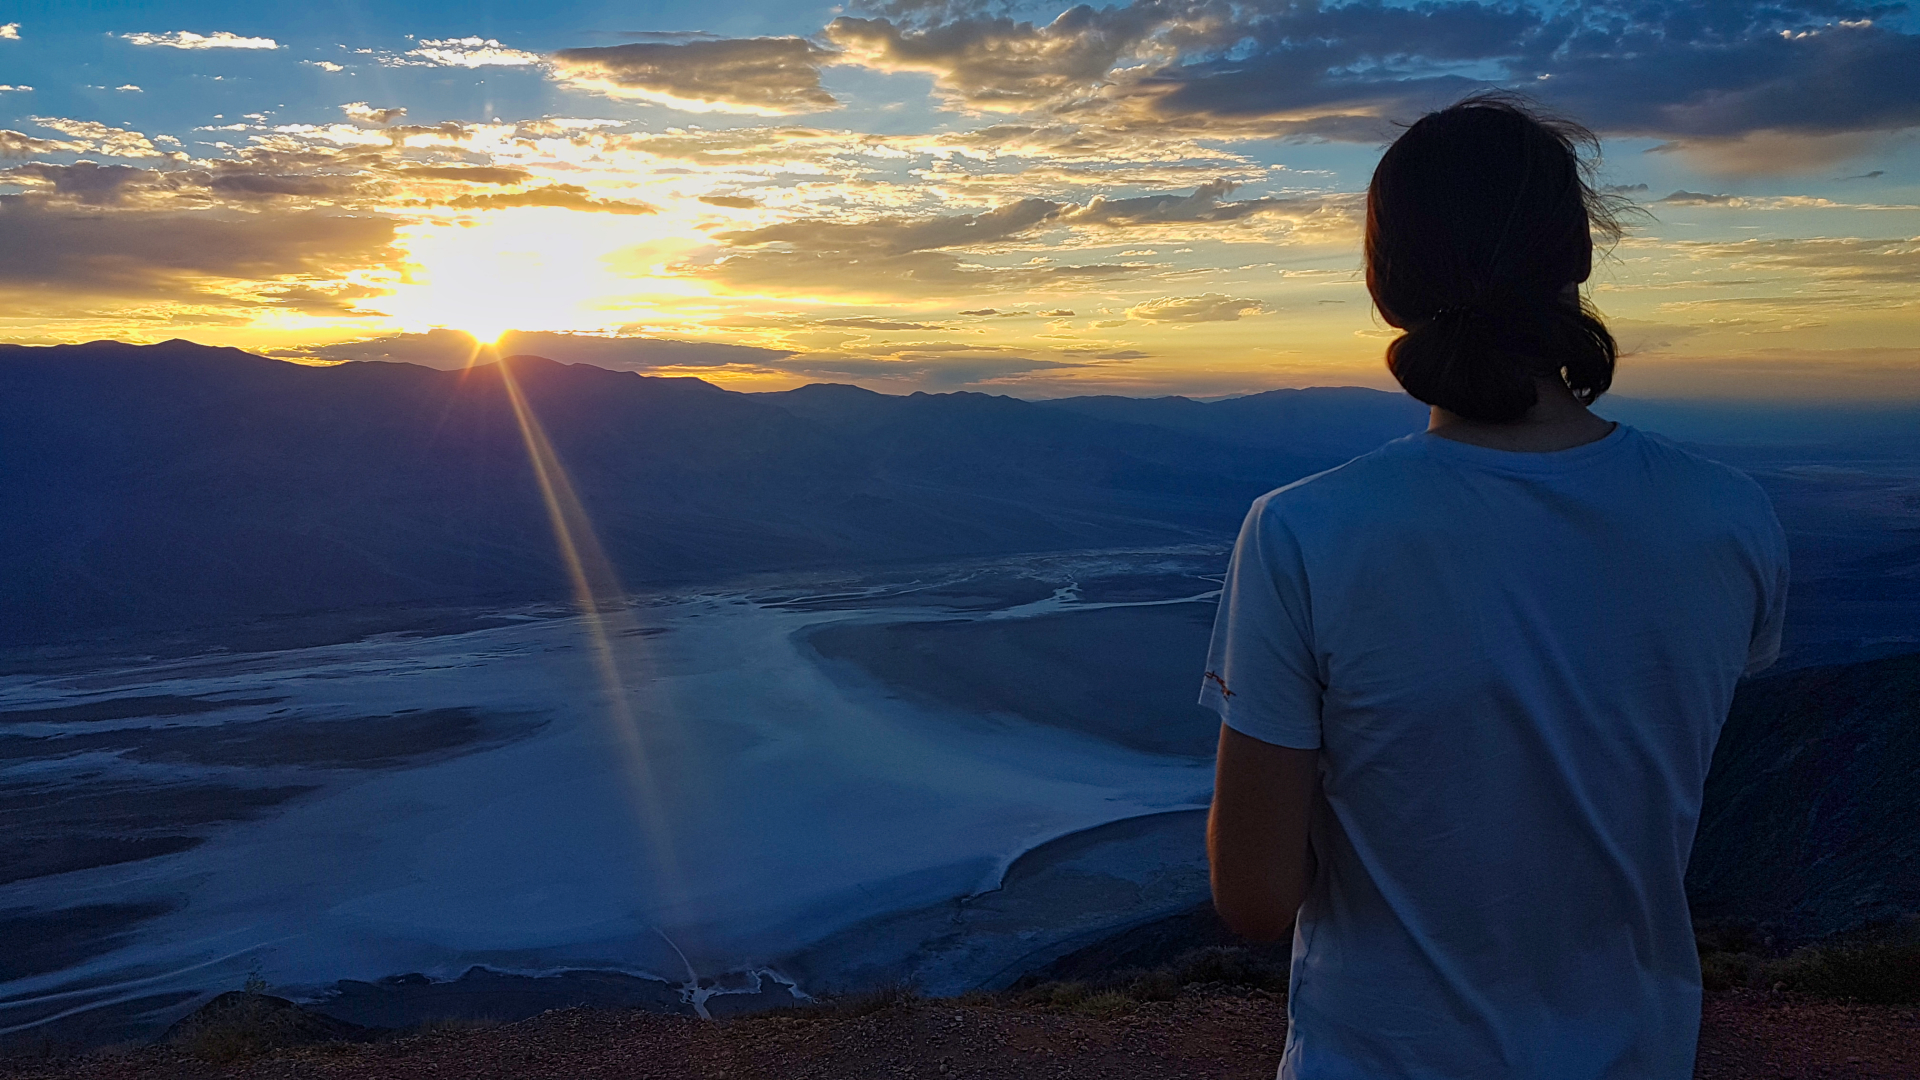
[1688,650,1920,940]
[1034,386,1428,458]
[0,341,1358,645]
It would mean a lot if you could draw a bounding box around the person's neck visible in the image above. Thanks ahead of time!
[1427,378,1616,453]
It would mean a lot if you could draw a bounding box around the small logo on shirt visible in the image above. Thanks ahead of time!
[1204,670,1235,698]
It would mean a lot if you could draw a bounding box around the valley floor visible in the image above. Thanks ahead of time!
[5,990,1915,1080]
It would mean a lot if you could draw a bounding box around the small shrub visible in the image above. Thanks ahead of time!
[1765,939,1920,1005]
[1009,947,1289,1013]
[1124,968,1183,1003]
[1699,951,1761,994]
[164,983,367,1063]
[170,994,313,1063]
[1014,981,1089,1009]
[1166,947,1289,993]
[761,982,919,1020]
[1071,991,1136,1019]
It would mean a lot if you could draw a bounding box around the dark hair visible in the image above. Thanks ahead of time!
[1366,93,1626,423]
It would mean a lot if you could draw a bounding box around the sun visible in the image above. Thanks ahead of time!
[381,207,692,343]
[460,320,512,347]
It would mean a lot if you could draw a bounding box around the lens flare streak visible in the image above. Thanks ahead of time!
[494,355,685,898]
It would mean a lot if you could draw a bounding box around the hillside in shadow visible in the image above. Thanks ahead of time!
[1688,649,1920,941]
[0,340,1426,645]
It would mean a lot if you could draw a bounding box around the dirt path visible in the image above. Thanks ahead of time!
[5,990,1914,1079]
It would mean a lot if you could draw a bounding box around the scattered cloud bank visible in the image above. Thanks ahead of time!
[695,183,1342,298]
[1127,293,1269,322]
[0,130,77,156]
[551,38,839,114]
[30,117,172,159]
[120,30,280,50]
[442,183,657,215]
[0,1,1909,396]
[0,195,396,308]
[342,102,406,126]
[398,37,543,69]
[819,0,1920,168]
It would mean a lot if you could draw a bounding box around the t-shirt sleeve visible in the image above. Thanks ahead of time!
[1199,498,1325,749]
[1744,513,1790,677]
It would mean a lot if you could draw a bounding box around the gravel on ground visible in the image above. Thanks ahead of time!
[4,989,1914,1079]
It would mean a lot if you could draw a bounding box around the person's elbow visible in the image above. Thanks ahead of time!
[1207,724,1318,944]
[1211,879,1301,943]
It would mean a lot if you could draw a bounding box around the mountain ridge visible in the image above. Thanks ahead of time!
[0,339,1425,646]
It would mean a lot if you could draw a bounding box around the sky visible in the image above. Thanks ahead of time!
[0,0,1916,399]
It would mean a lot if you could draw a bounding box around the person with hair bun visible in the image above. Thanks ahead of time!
[1201,95,1789,1079]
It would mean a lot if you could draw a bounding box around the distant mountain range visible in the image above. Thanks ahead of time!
[0,340,1427,646]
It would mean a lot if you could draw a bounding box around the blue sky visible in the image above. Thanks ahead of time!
[2,0,1916,398]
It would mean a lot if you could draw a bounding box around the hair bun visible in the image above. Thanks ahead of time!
[1387,314,1539,424]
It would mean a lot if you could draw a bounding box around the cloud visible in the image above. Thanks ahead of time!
[1530,21,1920,146]
[1053,180,1329,229]
[847,0,1021,21]
[1659,190,1738,206]
[921,120,1248,165]
[119,30,280,50]
[0,129,80,156]
[399,37,543,69]
[714,181,1304,253]
[1639,130,1888,177]
[698,194,760,209]
[0,23,17,40]
[697,197,1137,297]
[289,328,793,371]
[342,102,407,126]
[116,85,142,92]
[821,0,1920,172]
[0,195,398,305]
[825,5,1210,113]
[0,86,29,93]
[817,316,945,330]
[1126,293,1268,322]
[719,197,1059,255]
[1672,237,1920,283]
[551,38,840,115]
[205,171,366,200]
[305,60,345,72]
[772,351,1079,388]
[1608,319,1710,355]
[686,177,1349,300]
[5,162,156,205]
[442,183,657,215]
[390,164,530,185]
[1648,190,1870,210]
[31,117,167,158]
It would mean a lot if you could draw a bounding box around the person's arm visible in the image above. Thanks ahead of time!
[1208,723,1318,942]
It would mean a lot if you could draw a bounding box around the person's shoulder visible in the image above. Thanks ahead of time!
[1623,426,1774,509]
[1249,436,1432,522]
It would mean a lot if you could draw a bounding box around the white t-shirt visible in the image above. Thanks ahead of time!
[1200,424,1788,1080]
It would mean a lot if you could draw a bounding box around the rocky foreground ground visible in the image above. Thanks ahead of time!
[4,987,1915,1080]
